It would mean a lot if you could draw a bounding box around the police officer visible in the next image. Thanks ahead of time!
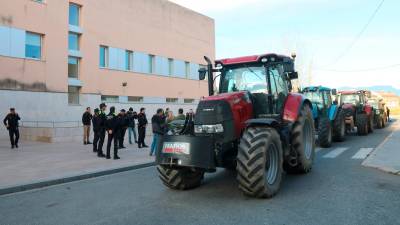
[118,109,129,149]
[3,108,21,149]
[137,107,148,148]
[105,106,120,159]
[92,108,101,154]
[95,103,107,158]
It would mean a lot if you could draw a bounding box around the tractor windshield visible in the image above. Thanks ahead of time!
[340,94,360,105]
[303,92,323,107]
[368,99,379,108]
[219,65,267,94]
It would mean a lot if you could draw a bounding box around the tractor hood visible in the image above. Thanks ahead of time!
[342,103,356,110]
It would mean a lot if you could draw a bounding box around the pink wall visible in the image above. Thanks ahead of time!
[0,0,215,98]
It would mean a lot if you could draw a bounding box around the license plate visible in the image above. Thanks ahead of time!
[162,142,190,155]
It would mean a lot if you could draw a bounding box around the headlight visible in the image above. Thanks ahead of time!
[194,124,224,133]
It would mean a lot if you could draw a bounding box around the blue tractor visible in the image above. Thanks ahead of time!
[302,86,346,147]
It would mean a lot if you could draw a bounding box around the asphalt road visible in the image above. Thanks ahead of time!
[1,123,399,225]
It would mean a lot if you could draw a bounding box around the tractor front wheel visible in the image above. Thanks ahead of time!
[318,117,332,148]
[332,109,346,142]
[284,105,315,174]
[157,166,204,190]
[368,115,374,133]
[236,127,283,198]
[356,114,368,136]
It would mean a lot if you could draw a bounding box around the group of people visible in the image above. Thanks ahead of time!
[82,103,148,160]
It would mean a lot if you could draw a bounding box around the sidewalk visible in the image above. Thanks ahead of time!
[0,136,155,195]
[362,117,400,175]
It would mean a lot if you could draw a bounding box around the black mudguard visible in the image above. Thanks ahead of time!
[156,135,216,170]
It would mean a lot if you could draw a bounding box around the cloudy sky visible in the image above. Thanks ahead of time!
[170,0,400,89]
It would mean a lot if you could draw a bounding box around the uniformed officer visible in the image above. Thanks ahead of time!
[105,106,120,159]
[118,109,129,149]
[95,103,107,158]
[3,108,21,149]
[137,107,148,148]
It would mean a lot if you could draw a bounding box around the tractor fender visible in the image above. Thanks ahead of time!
[245,118,280,128]
[311,103,319,119]
[364,105,373,116]
[283,93,312,123]
[328,104,339,121]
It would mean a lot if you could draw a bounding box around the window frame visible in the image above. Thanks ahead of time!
[68,56,80,78]
[25,32,42,60]
[125,50,133,71]
[101,95,119,103]
[68,32,80,51]
[69,3,80,26]
[68,86,80,105]
[99,45,109,68]
[168,58,174,76]
[166,97,179,103]
[185,61,190,78]
[149,54,155,73]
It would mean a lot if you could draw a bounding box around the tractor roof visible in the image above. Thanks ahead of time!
[339,90,368,95]
[303,86,332,92]
[216,53,293,66]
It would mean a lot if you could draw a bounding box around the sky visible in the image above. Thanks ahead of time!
[170,0,400,89]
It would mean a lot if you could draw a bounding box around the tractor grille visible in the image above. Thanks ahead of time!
[343,108,354,117]
[195,100,233,124]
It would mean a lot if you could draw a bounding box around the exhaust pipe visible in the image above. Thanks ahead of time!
[204,56,214,96]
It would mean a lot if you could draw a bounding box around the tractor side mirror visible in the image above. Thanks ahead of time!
[198,68,207,80]
[331,89,337,96]
[288,72,298,80]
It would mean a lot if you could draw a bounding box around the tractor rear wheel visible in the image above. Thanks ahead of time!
[356,114,368,136]
[236,127,283,198]
[332,109,346,142]
[318,117,332,148]
[284,105,315,174]
[157,166,204,190]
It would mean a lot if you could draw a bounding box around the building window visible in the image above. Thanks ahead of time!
[185,62,190,78]
[68,32,79,50]
[184,99,195,104]
[128,96,144,103]
[149,55,155,73]
[68,86,80,105]
[168,58,174,76]
[101,95,118,103]
[69,3,80,26]
[25,32,42,59]
[99,46,108,67]
[166,98,178,103]
[125,50,133,71]
[68,57,79,78]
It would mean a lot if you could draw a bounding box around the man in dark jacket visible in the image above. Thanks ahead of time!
[92,108,104,156]
[3,108,21,149]
[82,107,93,145]
[94,103,107,157]
[137,107,148,148]
[118,109,129,149]
[150,108,165,156]
[127,108,138,144]
[105,106,120,159]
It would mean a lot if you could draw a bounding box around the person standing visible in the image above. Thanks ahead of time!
[118,109,128,149]
[127,108,138,144]
[137,107,148,148]
[150,108,165,156]
[387,106,390,122]
[3,108,21,149]
[92,108,102,155]
[105,106,120,159]
[175,108,185,121]
[96,103,107,158]
[82,107,93,145]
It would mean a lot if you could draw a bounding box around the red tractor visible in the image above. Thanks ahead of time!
[156,54,315,198]
[337,90,374,135]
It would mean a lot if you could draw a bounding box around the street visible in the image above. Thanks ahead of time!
[0,122,399,225]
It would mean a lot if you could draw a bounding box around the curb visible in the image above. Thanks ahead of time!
[0,162,156,196]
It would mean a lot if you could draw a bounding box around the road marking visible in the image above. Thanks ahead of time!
[352,148,374,159]
[323,147,349,158]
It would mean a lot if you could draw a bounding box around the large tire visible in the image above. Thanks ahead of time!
[356,114,368,136]
[377,116,383,129]
[332,109,346,142]
[236,127,283,198]
[318,117,332,148]
[284,106,315,174]
[157,166,204,190]
[368,115,374,133]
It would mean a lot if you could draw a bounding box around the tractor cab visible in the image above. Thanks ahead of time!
[302,86,336,119]
[199,54,298,119]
